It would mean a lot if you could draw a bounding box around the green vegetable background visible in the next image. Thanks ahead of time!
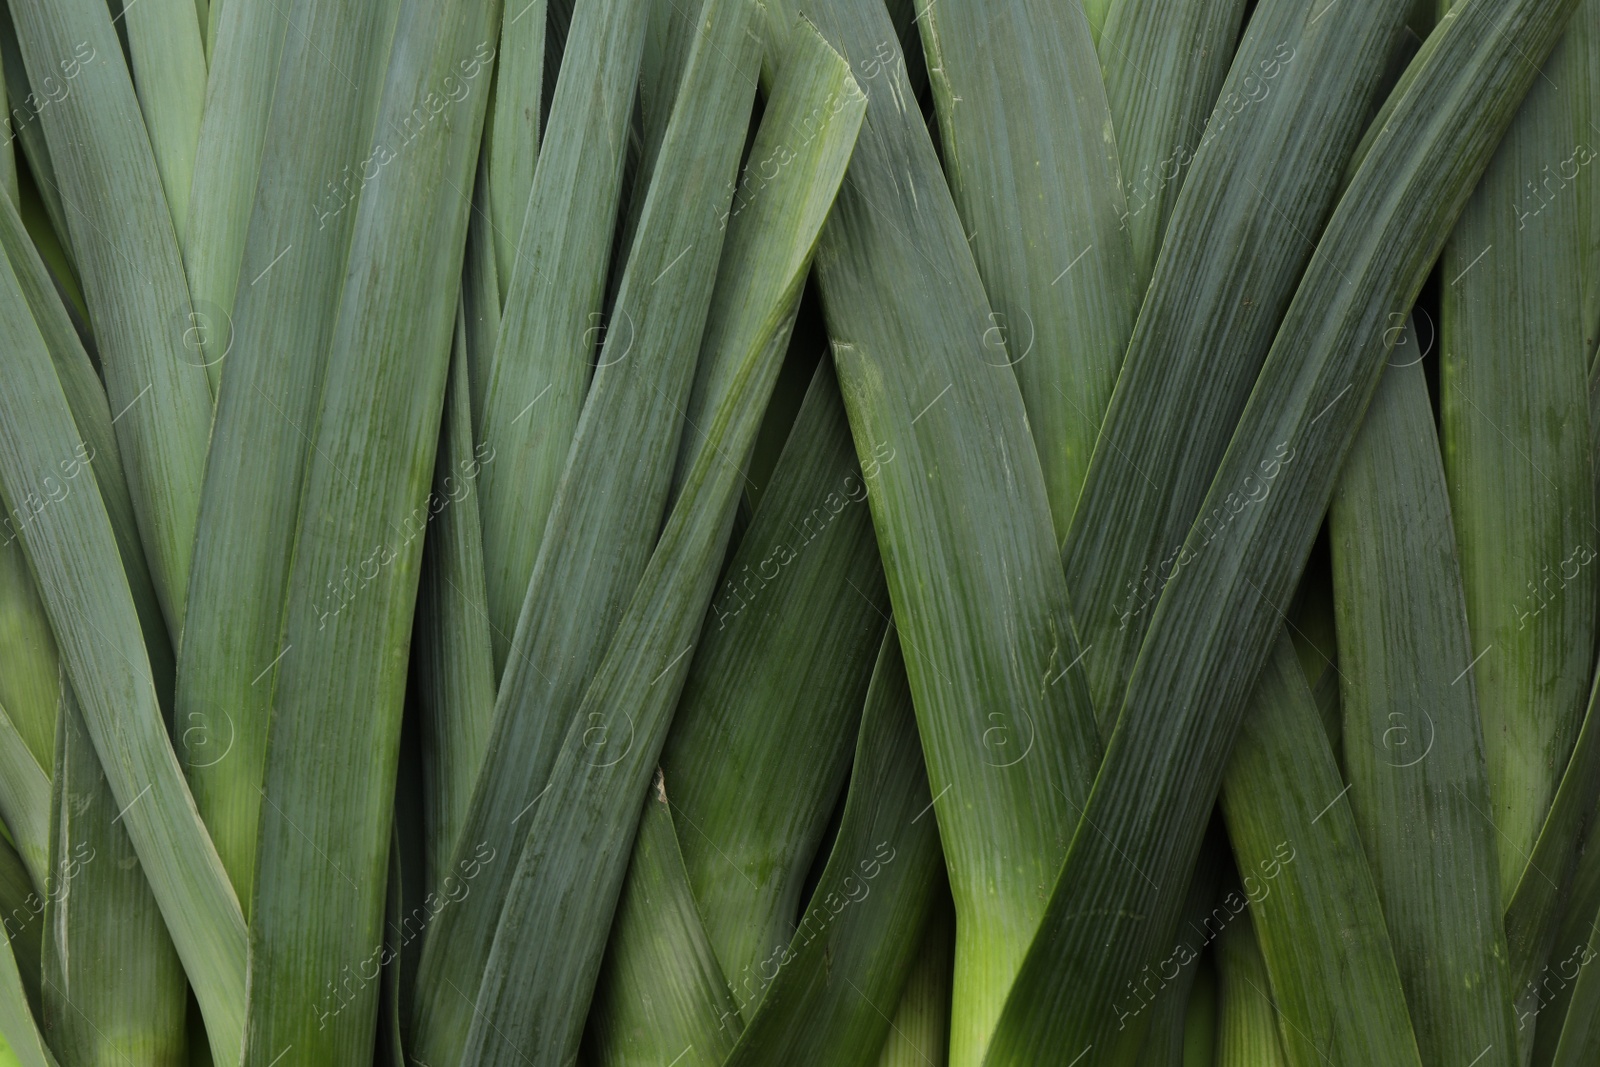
[0,0,1595,1064]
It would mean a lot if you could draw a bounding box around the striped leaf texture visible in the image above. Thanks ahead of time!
[719,628,944,1067]
[763,0,1104,1060]
[1213,911,1288,1067]
[472,0,649,673]
[41,690,187,1067]
[1331,353,1516,1066]
[0,212,248,1064]
[919,0,1139,539]
[983,1,1582,1062]
[1221,636,1425,1067]
[176,0,400,914]
[1438,0,1600,908]
[1098,0,1248,291]
[10,0,214,636]
[0,0,1591,1063]
[240,0,501,1059]
[1063,0,1409,719]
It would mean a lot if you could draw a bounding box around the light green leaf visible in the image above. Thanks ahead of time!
[486,0,545,292]
[875,896,954,1067]
[10,0,215,636]
[41,688,187,1067]
[0,536,52,776]
[473,0,649,672]
[119,0,206,248]
[183,0,292,387]
[584,783,742,1067]
[175,0,402,910]
[1212,911,1287,1067]
[0,701,47,905]
[0,201,246,1065]
[239,0,501,1059]
[0,926,52,1067]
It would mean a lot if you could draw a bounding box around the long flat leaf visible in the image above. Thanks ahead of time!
[1330,354,1516,1066]
[0,208,246,1064]
[1505,662,1600,1016]
[120,0,206,247]
[409,0,783,1055]
[0,192,172,717]
[0,925,52,1067]
[0,39,13,204]
[1130,828,1225,1067]
[461,146,501,424]
[1098,0,1247,290]
[40,689,187,1066]
[982,0,1580,1061]
[662,357,887,990]
[411,313,497,895]
[0,4,67,267]
[584,783,742,1067]
[1439,0,1599,904]
[176,0,399,910]
[919,0,1138,539]
[0,423,61,895]
[441,13,855,1063]
[761,0,1104,1061]
[10,0,214,635]
[1220,637,1425,1067]
[182,0,292,385]
[594,309,886,1054]
[473,0,649,672]
[721,627,943,1067]
[0,534,51,774]
[1061,0,1408,717]
[0,701,47,898]
[485,0,545,291]
[593,359,886,1061]
[240,0,500,1059]
[1525,721,1600,1057]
